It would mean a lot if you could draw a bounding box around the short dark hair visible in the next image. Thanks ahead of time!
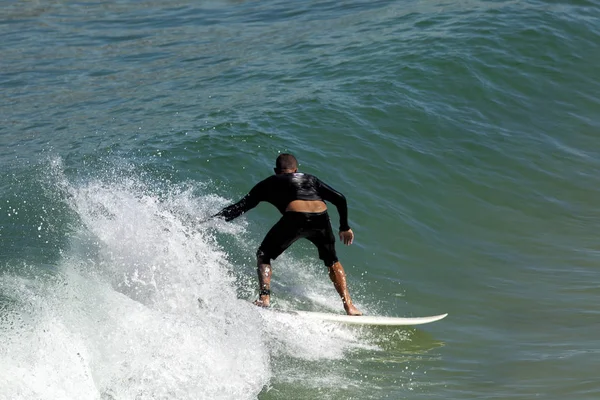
[275,153,298,171]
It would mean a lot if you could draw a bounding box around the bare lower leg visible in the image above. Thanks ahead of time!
[256,261,272,307]
[328,261,362,315]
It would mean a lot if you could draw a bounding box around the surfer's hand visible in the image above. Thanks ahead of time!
[339,229,354,245]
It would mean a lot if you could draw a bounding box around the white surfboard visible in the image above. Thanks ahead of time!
[288,310,448,326]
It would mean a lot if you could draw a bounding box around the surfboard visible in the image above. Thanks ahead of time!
[285,310,448,326]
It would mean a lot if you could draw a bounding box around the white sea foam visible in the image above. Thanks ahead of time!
[0,161,372,400]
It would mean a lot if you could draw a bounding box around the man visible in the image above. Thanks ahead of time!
[214,154,362,316]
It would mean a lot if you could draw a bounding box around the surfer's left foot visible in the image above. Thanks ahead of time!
[254,296,270,308]
[344,304,362,316]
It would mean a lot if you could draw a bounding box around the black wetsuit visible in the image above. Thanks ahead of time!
[215,173,350,266]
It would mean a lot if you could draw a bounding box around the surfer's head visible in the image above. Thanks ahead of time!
[274,153,298,174]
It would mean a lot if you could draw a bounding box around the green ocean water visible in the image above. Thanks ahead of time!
[2,0,600,398]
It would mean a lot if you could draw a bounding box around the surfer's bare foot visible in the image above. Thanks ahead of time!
[328,262,362,316]
[344,304,362,316]
[254,296,270,308]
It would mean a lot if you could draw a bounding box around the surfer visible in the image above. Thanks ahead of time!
[214,154,362,316]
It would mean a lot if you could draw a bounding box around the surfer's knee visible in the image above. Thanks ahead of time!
[318,243,338,268]
[256,248,272,265]
[323,257,338,268]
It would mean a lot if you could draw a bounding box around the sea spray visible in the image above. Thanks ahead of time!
[1,164,270,399]
[0,159,374,399]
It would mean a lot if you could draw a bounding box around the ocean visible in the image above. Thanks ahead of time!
[1,0,599,399]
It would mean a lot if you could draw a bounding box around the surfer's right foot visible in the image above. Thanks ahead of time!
[344,304,362,316]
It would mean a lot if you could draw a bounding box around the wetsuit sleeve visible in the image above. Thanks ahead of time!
[316,179,350,231]
[213,183,263,221]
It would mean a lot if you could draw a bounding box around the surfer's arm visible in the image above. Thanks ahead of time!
[316,179,350,231]
[214,184,263,221]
